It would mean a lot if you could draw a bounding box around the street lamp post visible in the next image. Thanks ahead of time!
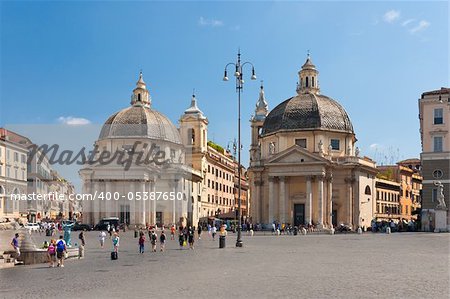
[223,50,256,247]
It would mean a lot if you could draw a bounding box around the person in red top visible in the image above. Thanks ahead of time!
[170,225,175,240]
[138,232,145,254]
[47,239,56,267]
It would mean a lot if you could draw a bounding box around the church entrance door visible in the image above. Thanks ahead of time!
[293,204,305,226]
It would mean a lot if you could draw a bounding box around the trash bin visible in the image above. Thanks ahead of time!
[293,227,298,236]
[219,235,226,248]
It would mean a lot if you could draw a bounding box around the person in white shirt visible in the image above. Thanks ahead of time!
[211,226,217,240]
[99,231,106,248]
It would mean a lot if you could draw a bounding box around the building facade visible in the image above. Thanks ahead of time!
[249,56,378,230]
[374,178,401,221]
[375,159,422,222]
[0,129,29,221]
[418,87,450,231]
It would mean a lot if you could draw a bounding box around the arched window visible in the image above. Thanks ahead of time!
[305,77,309,87]
[312,77,315,87]
[364,185,371,195]
[138,94,141,102]
[188,129,195,145]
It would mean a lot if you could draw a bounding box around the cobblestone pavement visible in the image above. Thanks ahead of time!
[0,230,449,299]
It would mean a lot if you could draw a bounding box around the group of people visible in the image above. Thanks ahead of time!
[45,236,68,267]
[138,230,166,253]
[10,232,85,268]
[98,230,119,252]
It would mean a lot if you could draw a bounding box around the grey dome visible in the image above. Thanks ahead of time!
[99,105,182,144]
[262,93,353,135]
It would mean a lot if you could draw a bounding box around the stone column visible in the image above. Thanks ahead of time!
[255,179,264,223]
[141,180,146,226]
[104,180,112,218]
[129,180,136,226]
[151,179,156,225]
[305,176,312,225]
[268,177,275,224]
[93,180,101,225]
[345,177,354,227]
[252,180,259,223]
[317,175,324,228]
[169,180,177,225]
[279,176,286,224]
[327,174,333,228]
[82,180,91,225]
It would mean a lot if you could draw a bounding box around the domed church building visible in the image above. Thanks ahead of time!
[80,73,202,227]
[249,55,377,230]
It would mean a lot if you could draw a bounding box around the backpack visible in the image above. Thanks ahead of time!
[151,234,157,241]
[56,240,65,252]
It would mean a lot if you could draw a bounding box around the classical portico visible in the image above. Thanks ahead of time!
[249,55,377,230]
[252,146,334,227]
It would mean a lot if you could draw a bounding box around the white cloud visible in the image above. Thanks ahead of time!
[198,17,224,27]
[383,10,400,23]
[401,19,415,27]
[409,20,430,34]
[58,116,91,126]
[369,143,379,149]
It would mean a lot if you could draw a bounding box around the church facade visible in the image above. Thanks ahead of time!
[249,56,377,230]
[79,73,202,227]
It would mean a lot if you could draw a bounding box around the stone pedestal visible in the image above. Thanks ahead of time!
[434,209,448,233]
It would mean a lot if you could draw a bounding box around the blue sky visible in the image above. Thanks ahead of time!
[1,0,448,170]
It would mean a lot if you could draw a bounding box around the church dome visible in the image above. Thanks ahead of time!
[98,73,182,144]
[261,92,354,135]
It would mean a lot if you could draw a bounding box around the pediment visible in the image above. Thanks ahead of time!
[267,146,329,164]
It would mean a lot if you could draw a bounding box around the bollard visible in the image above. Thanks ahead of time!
[357,227,362,234]
[330,228,335,235]
[386,227,391,234]
[219,236,226,248]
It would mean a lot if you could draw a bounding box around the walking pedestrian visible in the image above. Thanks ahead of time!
[138,233,145,254]
[188,226,195,249]
[79,231,85,246]
[178,231,185,250]
[197,225,202,240]
[211,225,217,241]
[47,239,56,267]
[160,231,166,252]
[10,233,20,258]
[98,231,106,248]
[150,230,157,252]
[112,232,120,253]
[170,225,175,240]
[56,235,67,267]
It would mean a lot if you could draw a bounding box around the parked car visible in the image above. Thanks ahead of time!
[24,223,40,231]
[73,222,92,231]
[94,217,123,231]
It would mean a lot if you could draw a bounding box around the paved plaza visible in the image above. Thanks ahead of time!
[0,230,449,299]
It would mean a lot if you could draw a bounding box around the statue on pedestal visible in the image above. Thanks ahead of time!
[434,181,447,209]
[318,140,324,155]
[269,142,275,155]
[62,220,75,247]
